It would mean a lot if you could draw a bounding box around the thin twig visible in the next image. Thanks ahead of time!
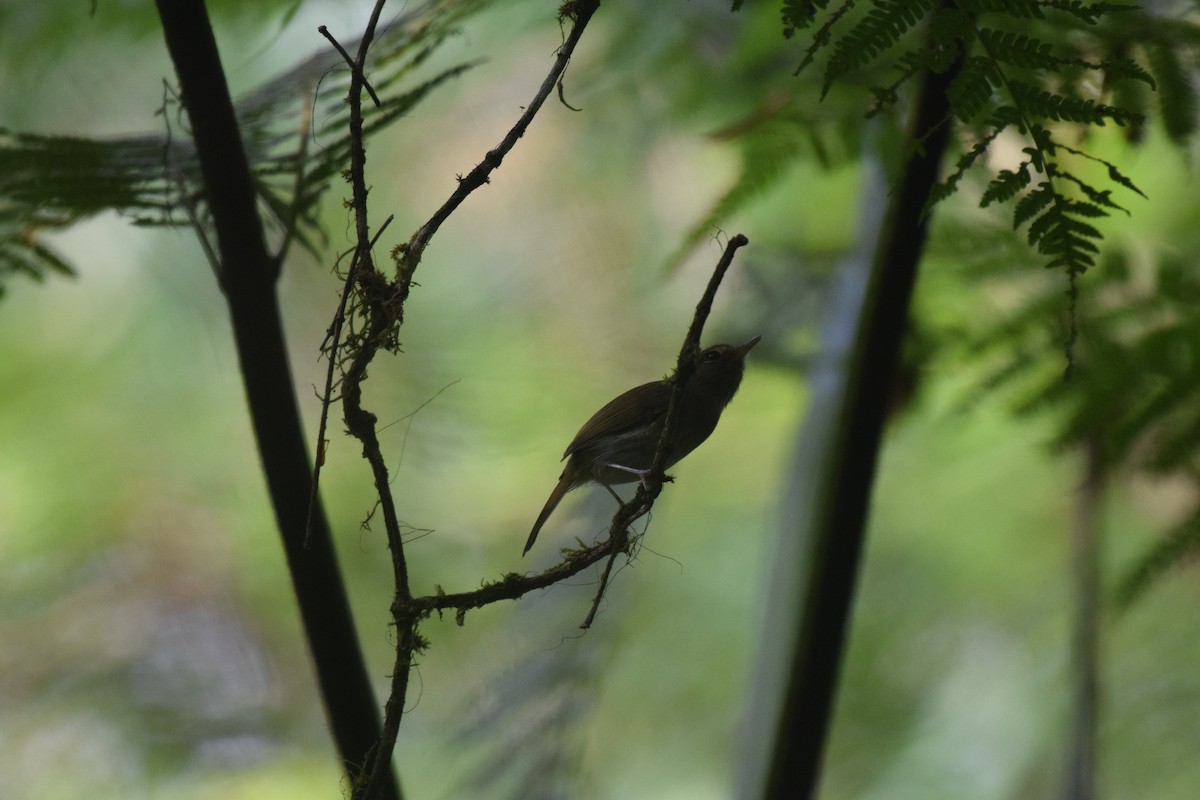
[318,4,409,800]
[653,234,750,469]
[406,499,643,622]
[318,24,383,107]
[580,545,623,629]
[306,215,393,550]
[397,0,601,284]
[333,3,604,799]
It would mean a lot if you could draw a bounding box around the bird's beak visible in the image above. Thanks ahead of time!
[737,335,762,357]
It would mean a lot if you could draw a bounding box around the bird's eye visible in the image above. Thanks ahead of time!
[702,349,722,362]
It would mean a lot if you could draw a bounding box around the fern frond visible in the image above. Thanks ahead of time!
[956,0,1044,18]
[1013,181,1054,227]
[1025,202,1060,244]
[821,0,936,95]
[780,0,832,38]
[0,213,78,297]
[1042,1,1137,25]
[1102,57,1156,89]
[981,164,1032,207]
[978,27,1153,90]
[0,3,480,293]
[1049,168,1126,214]
[1055,141,1147,198]
[794,0,856,76]
[1039,221,1101,275]
[778,0,1159,372]
[926,121,1010,212]
[947,55,1001,122]
[1145,39,1198,143]
[1008,79,1141,126]
[978,28,1058,70]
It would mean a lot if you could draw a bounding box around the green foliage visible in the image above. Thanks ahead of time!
[896,2,1200,604]
[0,201,76,297]
[780,0,1200,375]
[0,2,480,293]
[945,54,1001,122]
[936,233,1200,606]
[705,10,1200,610]
[779,0,832,39]
[686,2,1196,333]
[0,129,167,294]
[822,0,938,98]
[1143,30,1200,144]
[1116,516,1200,609]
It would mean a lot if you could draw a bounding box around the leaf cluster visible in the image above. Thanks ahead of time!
[693,2,1199,329]
[821,8,1145,252]
[0,1,480,295]
[776,1,1200,368]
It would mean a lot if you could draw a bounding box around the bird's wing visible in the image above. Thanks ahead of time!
[562,380,671,459]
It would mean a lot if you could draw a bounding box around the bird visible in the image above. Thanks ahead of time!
[523,336,760,554]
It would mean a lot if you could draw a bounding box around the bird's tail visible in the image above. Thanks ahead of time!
[523,472,573,555]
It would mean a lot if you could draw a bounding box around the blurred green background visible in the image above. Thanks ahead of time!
[2,1,1198,799]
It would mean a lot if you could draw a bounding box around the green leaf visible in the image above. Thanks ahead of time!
[979,28,1058,70]
[947,55,999,123]
[1009,79,1141,126]
[981,164,1033,207]
[1013,182,1054,228]
[821,0,936,96]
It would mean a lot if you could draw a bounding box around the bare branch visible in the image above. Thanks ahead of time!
[318,24,383,107]
[396,0,601,284]
[325,3,604,798]
[306,215,392,550]
[397,234,751,631]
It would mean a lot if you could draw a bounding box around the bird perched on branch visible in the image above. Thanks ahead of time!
[524,336,760,554]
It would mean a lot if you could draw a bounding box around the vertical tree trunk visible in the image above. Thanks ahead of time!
[738,52,958,800]
[154,2,398,796]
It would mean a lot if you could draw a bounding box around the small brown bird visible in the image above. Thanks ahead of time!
[523,336,760,554]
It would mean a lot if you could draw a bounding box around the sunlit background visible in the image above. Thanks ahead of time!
[2,1,1199,799]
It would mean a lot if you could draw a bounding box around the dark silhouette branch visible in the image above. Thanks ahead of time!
[306,214,393,549]
[314,0,738,793]
[320,3,603,798]
[319,24,382,108]
[153,1,397,798]
[396,0,601,286]
[312,5,412,798]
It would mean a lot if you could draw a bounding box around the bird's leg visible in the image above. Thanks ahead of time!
[602,483,625,506]
[604,463,652,490]
[603,463,675,491]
